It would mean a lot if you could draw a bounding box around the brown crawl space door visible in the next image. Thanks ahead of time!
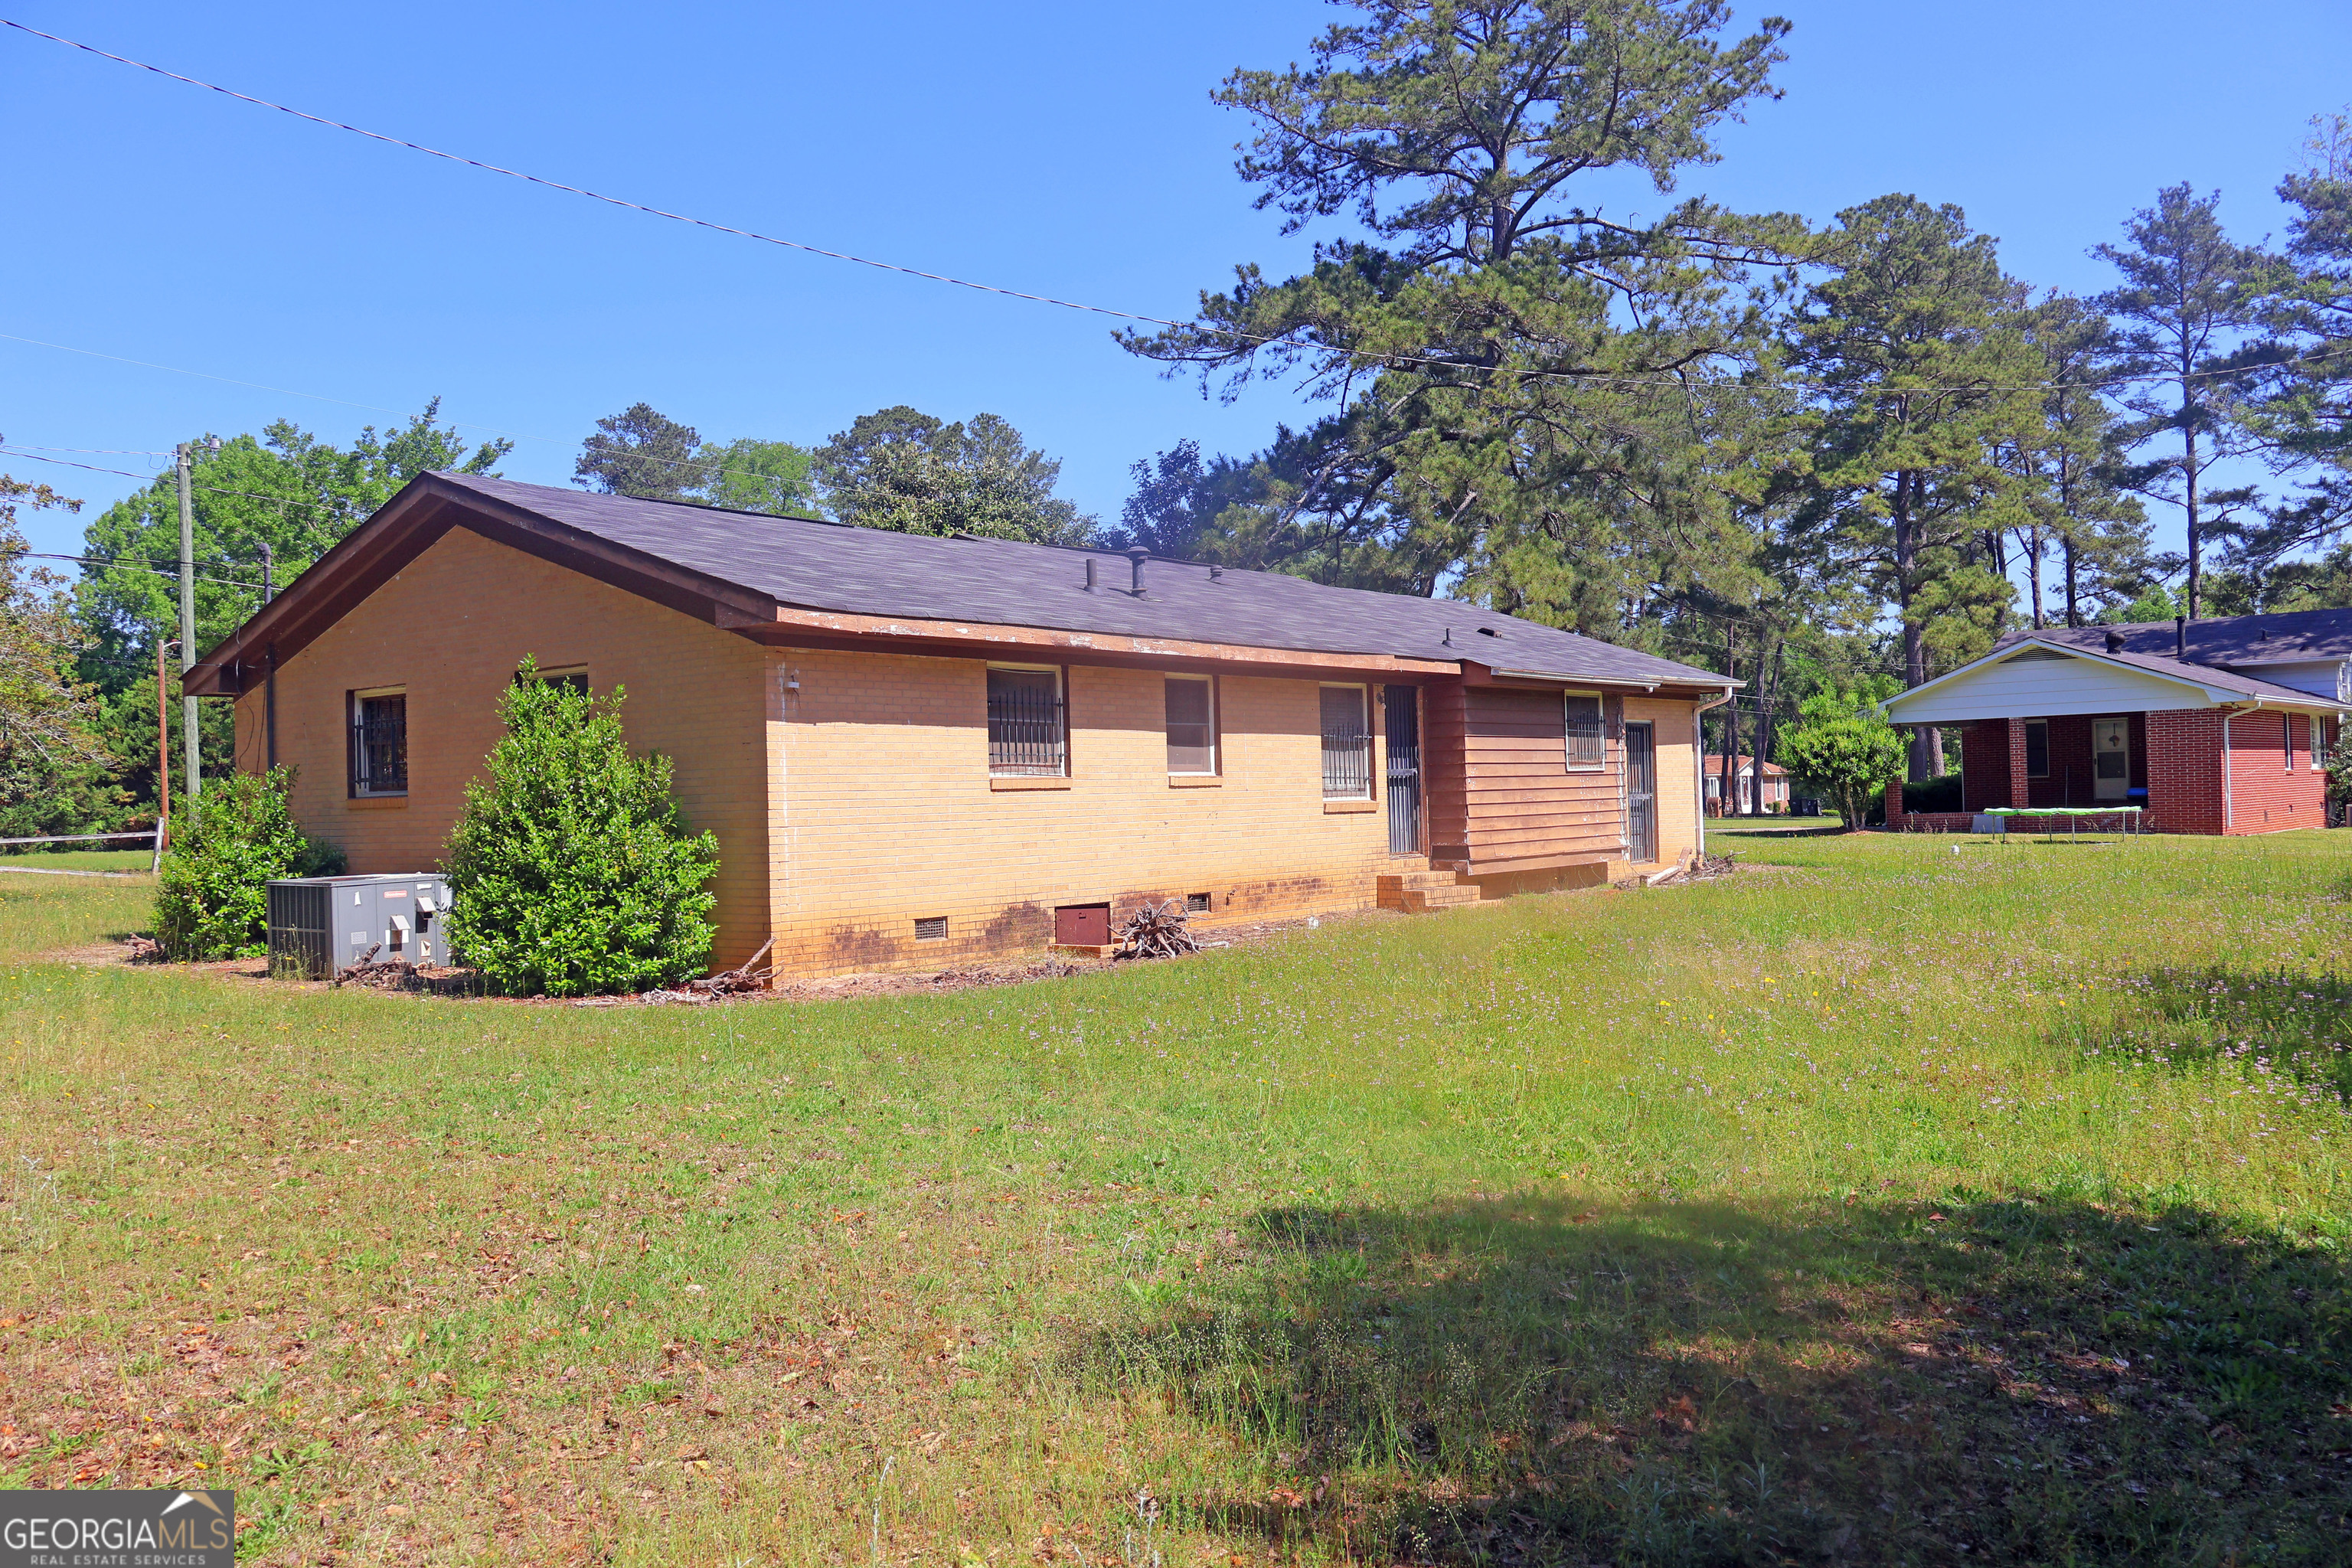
[1054,903,1111,945]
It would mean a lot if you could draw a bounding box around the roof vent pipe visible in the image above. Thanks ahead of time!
[1209,564,1223,581]
[2174,615,2187,660]
[1127,547,1149,595]
[2104,629,2125,654]
[1085,557,1097,592]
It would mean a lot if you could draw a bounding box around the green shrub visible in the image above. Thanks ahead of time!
[443,662,717,997]
[1782,686,1910,832]
[154,767,345,959]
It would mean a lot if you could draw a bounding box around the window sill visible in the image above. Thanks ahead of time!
[990,776,1071,791]
[1323,798,1378,813]
[1168,774,1222,788]
[347,795,408,809]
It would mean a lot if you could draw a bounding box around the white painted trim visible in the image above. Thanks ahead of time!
[1693,691,1731,857]
[1880,638,2337,723]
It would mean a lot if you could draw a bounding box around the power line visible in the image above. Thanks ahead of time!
[6,442,173,458]
[0,446,349,513]
[2,548,260,590]
[10,16,2344,404]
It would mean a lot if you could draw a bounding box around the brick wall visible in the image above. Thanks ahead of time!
[2145,708,2226,835]
[232,526,774,967]
[2224,708,2328,835]
[235,524,1723,981]
[763,648,1432,975]
[1960,720,2012,810]
[1626,694,1700,871]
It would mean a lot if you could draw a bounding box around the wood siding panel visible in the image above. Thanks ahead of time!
[1460,688,1622,865]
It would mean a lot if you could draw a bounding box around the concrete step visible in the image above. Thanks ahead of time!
[1397,885,1481,914]
[1375,871,1468,895]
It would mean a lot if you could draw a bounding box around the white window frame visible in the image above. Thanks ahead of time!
[348,684,408,799]
[986,662,1067,778]
[1164,674,1218,776]
[1318,682,1373,799]
[1563,690,1606,772]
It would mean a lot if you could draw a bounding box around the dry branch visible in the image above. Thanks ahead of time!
[1114,900,1201,960]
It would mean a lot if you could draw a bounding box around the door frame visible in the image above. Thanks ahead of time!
[2091,716,2129,802]
[1383,684,1424,855]
[1624,720,1659,863]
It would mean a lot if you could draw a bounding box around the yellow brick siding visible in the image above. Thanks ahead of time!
[231,524,1717,981]
[765,653,1427,976]
[1625,694,1702,867]
[233,526,773,968]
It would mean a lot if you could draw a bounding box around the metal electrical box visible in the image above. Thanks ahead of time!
[267,874,452,978]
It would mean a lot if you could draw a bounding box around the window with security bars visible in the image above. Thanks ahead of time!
[348,689,408,797]
[1320,684,1370,798]
[987,668,1066,776]
[1564,692,1604,769]
[1165,676,1215,773]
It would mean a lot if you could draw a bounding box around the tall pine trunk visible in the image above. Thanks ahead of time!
[1895,469,1939,782]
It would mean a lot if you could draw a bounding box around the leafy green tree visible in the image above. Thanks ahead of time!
[573,403,707,502]
[1785,194,2036,778]
[0,478,108,815]
[1780,680,1907,831]
[2094,185,2280,619]
[74,404,509,812]
[2102,581,2180,624]
[152,766,341,959]
[442,662,718,997]
[813,407,1094,544]
[1122,0,1810,616]
[698,437,819,515]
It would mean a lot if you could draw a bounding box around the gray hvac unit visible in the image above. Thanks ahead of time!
[266,874,452,979]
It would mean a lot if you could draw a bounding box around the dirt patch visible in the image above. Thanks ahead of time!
[38,908,1388,1006]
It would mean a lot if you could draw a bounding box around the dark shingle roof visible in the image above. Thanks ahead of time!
[436,473,1731,689]
[2008,609,2352,668]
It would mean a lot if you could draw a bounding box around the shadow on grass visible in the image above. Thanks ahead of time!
[1079,1193,2351,1566]
[2076,965,2352,1103]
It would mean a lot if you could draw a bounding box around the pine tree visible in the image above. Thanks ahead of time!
[2093,186,2279,619]
[1785,195,2037,779]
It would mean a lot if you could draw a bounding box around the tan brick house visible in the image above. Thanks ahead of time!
[185,473,1736,977]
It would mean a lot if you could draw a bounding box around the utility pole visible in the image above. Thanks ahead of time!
[175,442,199,799]
[153,637,175,873]
[260,540,276,769]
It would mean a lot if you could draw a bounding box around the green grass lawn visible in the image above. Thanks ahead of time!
[4,831,2350,1565]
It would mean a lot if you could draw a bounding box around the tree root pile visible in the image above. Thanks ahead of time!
[1114,899,1201,960]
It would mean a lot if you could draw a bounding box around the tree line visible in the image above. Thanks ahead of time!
[3,0,2347,831]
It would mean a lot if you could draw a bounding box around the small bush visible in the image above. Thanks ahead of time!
[1782,686,1909,831]
[443,662,717,997]
[154,767,345,959]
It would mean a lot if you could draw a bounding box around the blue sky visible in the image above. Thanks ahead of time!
[4,1,2348,567]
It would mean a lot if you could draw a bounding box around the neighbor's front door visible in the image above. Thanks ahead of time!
[2092,717,2129,801]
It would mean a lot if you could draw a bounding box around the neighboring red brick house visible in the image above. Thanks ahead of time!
[1880,613,2347,835]
[182,473,1738,977]
[1702,753,1790,814]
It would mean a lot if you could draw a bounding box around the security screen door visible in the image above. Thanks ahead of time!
[1625,722,1658,862]
[2092,718,2128,801]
